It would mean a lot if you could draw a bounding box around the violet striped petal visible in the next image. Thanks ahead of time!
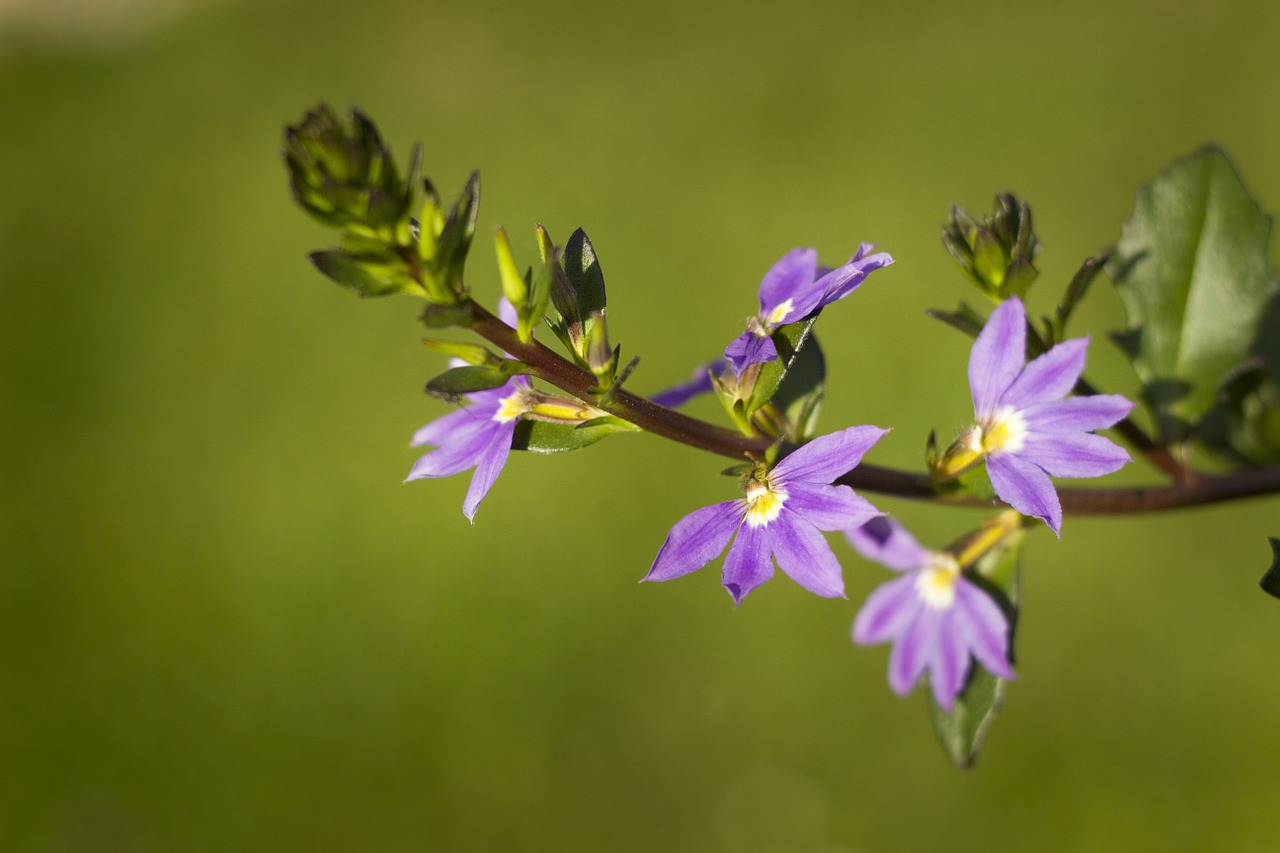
[987,451,1063,536]
[852,574,922,644]
[645,500,742,583]
[773,425,888,484]
[888,607,934,696]
[721,522,774,604]
[845,516,929,572]
[953,582,1015,680]
[757,247,820,320]
[969,297,1026,418]
[1019,395,1135,434]
[461,423,517,521]
[1000,337,1088,409]
[1017,431,1132,479]
[724,331,778,376]
[930,619,972,711]
[768,516,845,599]
[782,482,881,532]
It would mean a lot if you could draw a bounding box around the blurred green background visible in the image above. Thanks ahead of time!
[4,0,1280,850]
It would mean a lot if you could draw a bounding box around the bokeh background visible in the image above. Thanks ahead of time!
[4,0,1280,850]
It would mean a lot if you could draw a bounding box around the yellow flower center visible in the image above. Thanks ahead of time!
[977,405,1027,454]
[764,298,794,328]
[743,474,787,528]
[914,552,960,610]
[493,388,527,423]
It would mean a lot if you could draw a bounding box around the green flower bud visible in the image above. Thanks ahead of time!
[284,104,416,233]
[941,193,1039,300]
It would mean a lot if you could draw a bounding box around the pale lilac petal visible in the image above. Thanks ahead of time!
[645,501,742,583]
[410,406,492,448]
[724,331,777,376]
[773,425,888,484]
[852,573,922,644]
[461,424,516,521]
[888,607,935,696]
[768,516,845,598]
[650,360,724,409]
[721,522,774,604]
[405,420,500,480]
[497,297,518,329]
[953,582,1015,679]
[757,247,819,320]
[999,338,1087,409]
[1019,395,1135,434]
[969,297,1026,418]
[987,451,1063,536]
[1017,432,1132,478]
[845,516,930,572]
[929,620,971,710]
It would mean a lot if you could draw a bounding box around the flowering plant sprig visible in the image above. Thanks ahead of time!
[286,106,1280,767]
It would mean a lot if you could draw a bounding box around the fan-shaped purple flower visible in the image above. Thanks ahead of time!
[849,516,1015,710]
[644,425,886,604]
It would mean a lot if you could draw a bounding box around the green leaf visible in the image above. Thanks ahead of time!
[1053,253,1108,341]
[1261,537,1280,600]
[745,315,820,419]
[561,228,608,328]
[309,249,423,298]
[926,302,986,339]
[765,331,826,441]
[510,417,632,453]
[1107,146,1274,445]
[436,170,481,294]
[424,365,509,402]
[927,528,1021,769]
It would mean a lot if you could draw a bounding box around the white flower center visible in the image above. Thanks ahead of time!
[914,552,960,610]
[978,405,1027,454]
[743,475,787,528]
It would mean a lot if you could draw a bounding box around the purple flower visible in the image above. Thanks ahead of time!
[959,296,1134,535]
[849,516,1015,710]
[644,425,886,604]
[649,359,726,409]
[405,374,530,522]
[724,244,893,376]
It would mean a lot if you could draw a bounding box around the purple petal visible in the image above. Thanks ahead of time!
[782,482,881,532]
[721,522,774,604]
[768,516,845,598]
[757,248,819,320]
[1017,432,1132,478]
[1020,395,1135,434]
[853,573,922,644]
[724,331,778,377]
[969,297,1026,418]
[987,451,1063,536]
[644,501,742,583]
[461,422,516,521]
[497,297,518,329]
[405,418,501,480]
[816,247,894,304]
[953,581,1015,679]
[773,425,888,484]
[887,607,935,696]
[649,360,725,409]
[999,338,1088,409]
[845,516,929,571]
[410,406,492,449]
[929,617,971,710]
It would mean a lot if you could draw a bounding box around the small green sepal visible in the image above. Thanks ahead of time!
[309,249,424,298]
[419,339,502,367]
[425,364,510,402]
[941,193,1040,301]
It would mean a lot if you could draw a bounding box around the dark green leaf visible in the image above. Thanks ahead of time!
[766,331,826,441]
[309,249,421,298]
[561,228,608,326]
[425,365,509,402]
[436,170,481,293]
[928,528,1021,769]
[1261,538,1280,599]
[1108,147,1274,445]
[926,302,986,339]
[1053,253,1108,340]
[745,315,820,419]
[510,417,631,453]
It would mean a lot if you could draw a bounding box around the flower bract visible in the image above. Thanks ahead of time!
[644,425,886,604]
[849,516,1015,710]
[959,296,1134,535]
[723,244,892,376]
